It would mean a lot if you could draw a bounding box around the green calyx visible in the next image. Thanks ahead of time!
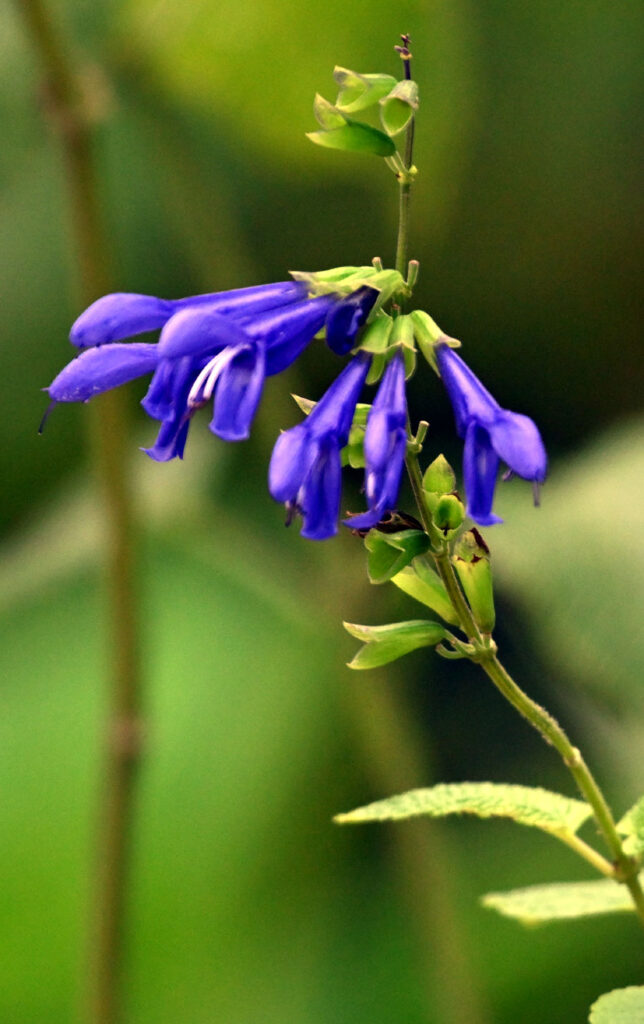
[333,67,397,113]
[453,529,496,634]
[379,79,419,137]
[423,454,457,496]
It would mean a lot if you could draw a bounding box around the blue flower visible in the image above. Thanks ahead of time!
[68,281,305,348]
[269,352,371,539]
[46,281,377,461]
[436,341,547,526]
[342,351,407,530]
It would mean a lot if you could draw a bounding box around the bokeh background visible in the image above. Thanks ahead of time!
[2,1,643,1021]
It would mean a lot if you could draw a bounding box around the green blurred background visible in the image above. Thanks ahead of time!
[2,1,643,1021]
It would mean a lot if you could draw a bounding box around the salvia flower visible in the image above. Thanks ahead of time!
[342,350,407,530]
[435,341,547,526]
[46,281,378,461]
[269,352,371,540]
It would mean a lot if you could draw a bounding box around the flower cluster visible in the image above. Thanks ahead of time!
[47,280,377,461]
[45,271,547,540]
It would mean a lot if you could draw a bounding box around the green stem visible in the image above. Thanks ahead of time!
[17,2,143,1019]
[405,447,644,924]
[394,38,415,280]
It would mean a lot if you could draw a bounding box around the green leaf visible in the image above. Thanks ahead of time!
[617,797,644,857]
[343,619,446,670]
[333,67,397,113]
[306,122,396,158]
[335,781,592,837]
[365,529,430,584]
[391,563,459,625]
[589,987,644,1023]
[482,876,643,925]
[379,79,420,137]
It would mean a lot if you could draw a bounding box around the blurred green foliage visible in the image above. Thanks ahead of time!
[2,1,643,1021]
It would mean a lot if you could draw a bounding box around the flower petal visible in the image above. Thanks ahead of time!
[268,425,312,502]
[70,282,305,349]
[436,343,499,436]
[299,437,342,540]
[177,280,306,319]
[306,351,371,439]
[70,294,173,348]
[325,287,379,355]
[210,345,266,441]
[48,343,158,402]
[463,422,503,525]
[143,415,191,462]
[157,307,250,360]
[488,409,547,482]
[142,356,203,420]
[262,297,334,375]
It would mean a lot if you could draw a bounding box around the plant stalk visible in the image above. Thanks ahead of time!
[394,34,415,280]
[17,1,143,1019]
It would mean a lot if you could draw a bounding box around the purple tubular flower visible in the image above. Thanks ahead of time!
[325,287,379,355]
[69,281,306,349]
[47,281,351,461]
[436,342,547,526]
[342,351,407,530]
[48,343,159,402]
[269,352,371,539]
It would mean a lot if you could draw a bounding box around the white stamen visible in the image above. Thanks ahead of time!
[188,346,244,407]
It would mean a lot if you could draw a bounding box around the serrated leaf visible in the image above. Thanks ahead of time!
[343,619,446,670]
[391,563,459,625]
[617,796,644,857]
[365,529,430,584]
[482,876,643,925]
[335,782,592,838]
[589,986,644,1023]
[307,122,396,158]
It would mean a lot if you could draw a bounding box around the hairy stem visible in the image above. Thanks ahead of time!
[17,2,143,1019]
[405,447,644,924]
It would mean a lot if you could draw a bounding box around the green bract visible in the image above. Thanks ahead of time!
[364,528,430,584]
[333,66,397,113]
[379,79,419,137]
[391,562,459,625]
[343,619,446,669]
[307,121,396,158]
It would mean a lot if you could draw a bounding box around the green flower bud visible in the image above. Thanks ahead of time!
[433,494,465,535]
[423,454,456,496]
[453,530,495,633]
